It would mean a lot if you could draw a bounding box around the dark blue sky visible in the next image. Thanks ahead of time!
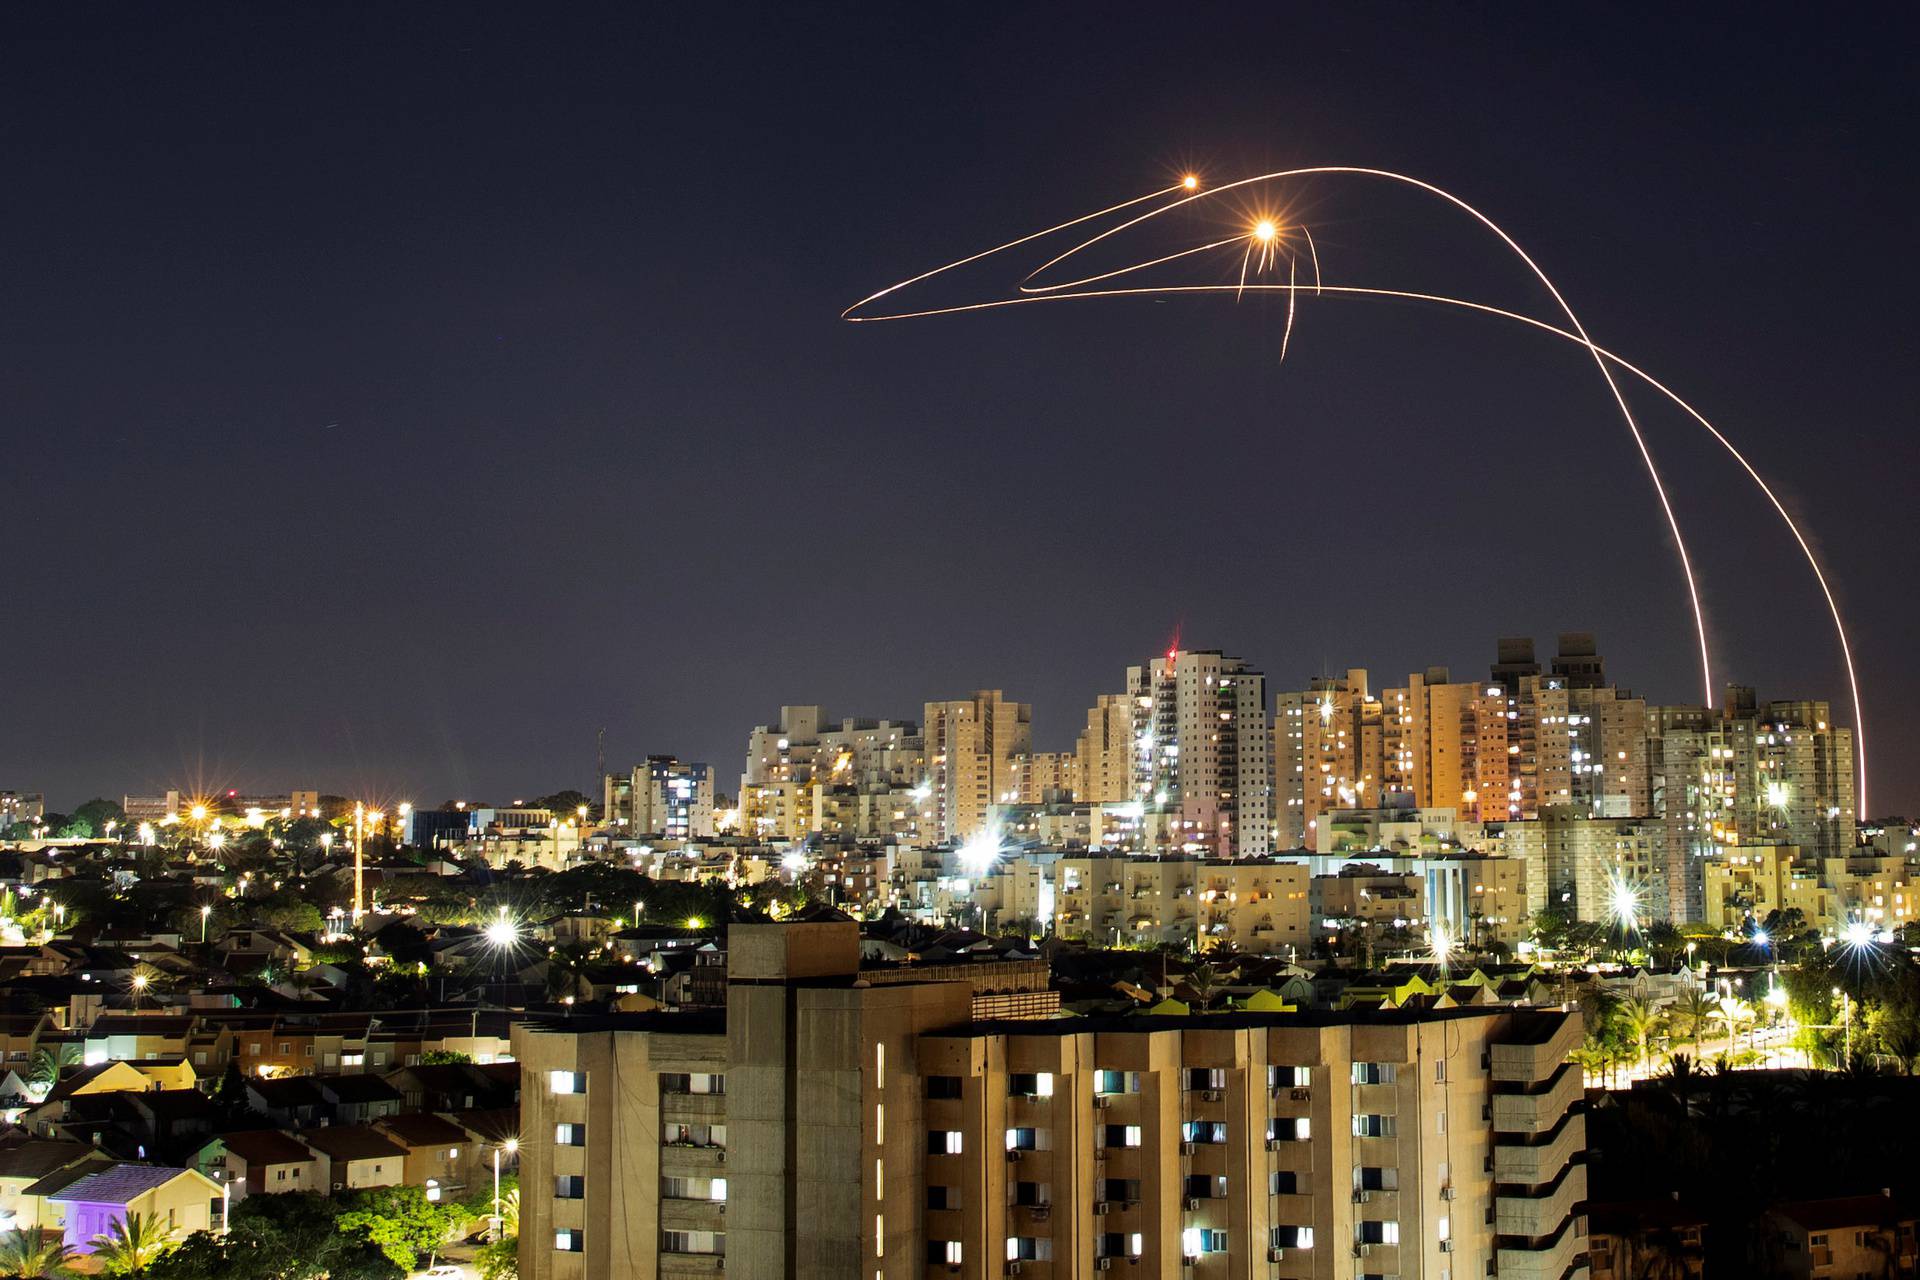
[6,5,1916,813]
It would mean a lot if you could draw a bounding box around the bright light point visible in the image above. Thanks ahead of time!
[1765,985,1789,1010]
[485,918,519,948]
[781,851,807,873]
[1253,219,1277,242]
[1181,174,1198,191]
[1750,928,1770,947]
[959,830,1003,877]
[1843,920,1874,948]
[189,805,207,822]
[684,916,706,930]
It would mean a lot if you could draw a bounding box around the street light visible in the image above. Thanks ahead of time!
[200,904,212,944]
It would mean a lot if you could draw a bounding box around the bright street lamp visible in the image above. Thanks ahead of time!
[200,904,213,944]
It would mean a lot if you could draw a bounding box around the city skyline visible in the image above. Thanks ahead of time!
[8,7,1917,815]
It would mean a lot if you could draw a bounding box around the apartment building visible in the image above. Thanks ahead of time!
[514,921,1587,1280]
[1052,856,1310,957]
[1126,649,1273,857]
[514,921,973,1280]
[925,691,1033,846]
[917,1002,1586,1280]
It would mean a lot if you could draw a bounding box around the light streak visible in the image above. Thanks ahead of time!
[845,181,1870,813]
[847,167,1714,717]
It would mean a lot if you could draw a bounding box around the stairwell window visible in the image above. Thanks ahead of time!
[549,1070,586,1094]
[1352,1062,1397,1084]
[554,1230,583,1252]
[555,1123,585,1146]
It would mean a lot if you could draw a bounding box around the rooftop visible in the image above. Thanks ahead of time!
[49,1163,192,1205]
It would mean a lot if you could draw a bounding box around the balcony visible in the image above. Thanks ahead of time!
[1494,1113,1583,1185]
[661,1145,728,1176]
[1496,1213,1588,1280]
[663,1092,728,1122]
[662,1197,728,1233]
[1491,1063,1584,1135]
[658,1254,726,1278]
[1491,1016,1582,1084]
[1496,1162,1586,1237]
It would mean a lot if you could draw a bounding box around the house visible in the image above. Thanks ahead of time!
[244,1075,325,1128]
[81,1017,196,1066]
[0,1139,106,1232]
[199,1130,322,1201]
[299,1124,408,1193]
[374,1112,474,1196]
[313,1073,404,1124]
[1588,1198,1709,1279]
[384,1062,517,1113]
[44,1163,222,1253]
[1761,1193,1920,1279]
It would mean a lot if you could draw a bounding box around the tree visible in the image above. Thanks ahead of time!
[90,1211,177,1275]
[0,1226,75,1278]
[335,1185,461,1272]
[531,790,594,821]
[71,798,126,837]
[25,1043,78,1095]
[1618,997,1664,1074]
[475,1236,518,1280]
[1672,988,1716,1055]
[419,1050,471,1065]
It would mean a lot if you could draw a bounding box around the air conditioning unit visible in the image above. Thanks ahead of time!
[1440,1186,1457,1201]
[1030,1204,1050,1221]
[1094,1095,1113,1109]
[716,1152,726,1164]
[1183,1197,1200,1211]
[1181,1257,1196,1268]
[1201,1089,1223,1102]
[1094,1201,1111,1216]
[1354,1243,1373,1258]
[1006,1149,1025,1162]
[1291,1087,1313,1101]
[1264,1138,1283,1151]
[1005,1263,1023,1276]
[1095,1259,1113,1272]
[1179,1141,1196,1155]
[1267,1247,1286,1263]
[1440,1239,1455,1252]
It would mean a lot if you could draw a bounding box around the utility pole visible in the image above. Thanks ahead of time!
[353,801,365,923]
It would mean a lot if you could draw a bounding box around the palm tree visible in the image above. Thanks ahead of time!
[1673,988,1716,1055]
[0,1226,74,1278]
[1709,998,1755,1063]
[543,943,596,1003]
[23,1044,78,1100]
[1618,997,1663,1074]
[88,1211,174,1275]
[1659,1053,1701,1118]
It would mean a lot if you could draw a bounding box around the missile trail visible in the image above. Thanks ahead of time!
[844,175,1868,815]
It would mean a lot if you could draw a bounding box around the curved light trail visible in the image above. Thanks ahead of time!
[844,175,1868,815]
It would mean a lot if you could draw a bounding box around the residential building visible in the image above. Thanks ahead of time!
[608,757,716,841]
[46,1164,222,1254]
[1126,649,1273,856]
[924,691,1032,846]
[1758,1193,1918,1279]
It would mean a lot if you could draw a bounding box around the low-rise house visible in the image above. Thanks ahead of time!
[374,1112,474,1196]
[384,1062,517,1113]
[0,1139,106,1232]
[1588,1198,1709,1279]
[1761,1193,1920,1279]
[199,1130,322,1201]
[315,1073,404,1124]
[82,1016,196,1065]
[45,1163,222,1253]
[300,1124,408,1193]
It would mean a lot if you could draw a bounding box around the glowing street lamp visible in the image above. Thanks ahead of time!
[200,904,213,944]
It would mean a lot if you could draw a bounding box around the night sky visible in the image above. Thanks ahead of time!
[7,6,1917,814]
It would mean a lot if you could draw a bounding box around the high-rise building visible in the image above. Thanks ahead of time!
[514,921,1588,1280]
[923,690,1031,846]
[1650,687,1856,922]
[606,757,715,840]
[1074,694,1135,806]
[1128,649,1272,856]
